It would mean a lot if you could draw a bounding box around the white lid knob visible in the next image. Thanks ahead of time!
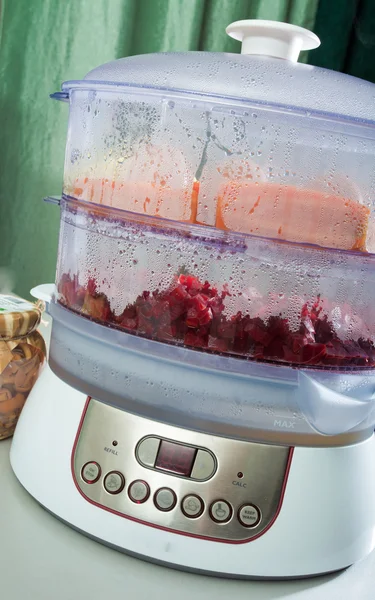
[226,20,320,62]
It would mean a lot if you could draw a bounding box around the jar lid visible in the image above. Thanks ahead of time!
[0,295,42,341]
[56,20,375,125]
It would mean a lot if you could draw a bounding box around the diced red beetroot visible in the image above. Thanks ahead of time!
[138,301,154,319]
[300,314,315,336]
[301,343,327,364]
[178,274,202,295]
[185,316,199,328]
[118,305,137,329]
[245,318,273,346]
[87,278,97,296]
[209,296,225,318]
[119,305,137,318]
[150,299,169,319]
[58,272,375,369]
[324,339,349,366]
[186,309,212,328]
[121,317,138,330]
[315,315,334,344]
[168,301,187,321]
[137,315,155,336]
[217,319,237,340]
[82,292,111,321]
[291,333,309,354]
[267,315,290,339]
[202,281,218,298]
[190,293,209,312]
[184,331,208,348]
[282,345,300,363]
[198,307,213,326]
[186,293,213,327]
[358,338,375,361]
[264,338,285,360]
[156,319,177,341]
[232,318,251,353]
[208,336,229,352]
[253,344,266,359]
[342,340,369,367]
[58,273,86,307]
[169,283,189,302]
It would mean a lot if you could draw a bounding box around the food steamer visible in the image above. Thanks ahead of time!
[10,20,375,578]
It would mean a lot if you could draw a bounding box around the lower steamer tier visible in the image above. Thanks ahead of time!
[10,365,375,578]
[47,301,375,442]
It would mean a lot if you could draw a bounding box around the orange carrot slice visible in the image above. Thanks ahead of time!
[215,181,370,251]
[69,178,200,224]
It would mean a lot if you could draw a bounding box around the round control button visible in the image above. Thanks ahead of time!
[209,500,232,523]
[154,487,177,512]
[128,480,150,504]
[181,495,204,518]
[81,462,101,484]
[238,504,261,528]
[103,471,125,494]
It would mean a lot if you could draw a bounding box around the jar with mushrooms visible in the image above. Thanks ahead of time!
[0,295,46,440]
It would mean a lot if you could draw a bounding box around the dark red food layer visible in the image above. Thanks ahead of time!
[58,272,375,368]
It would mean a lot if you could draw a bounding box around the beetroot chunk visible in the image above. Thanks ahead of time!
[57,272,375,369]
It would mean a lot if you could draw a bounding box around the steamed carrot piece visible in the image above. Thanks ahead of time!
[215,181,370,251]
[69,178,201,224]
[68,176,370,251]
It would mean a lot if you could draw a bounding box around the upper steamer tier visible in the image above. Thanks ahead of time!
[53,21,375,371]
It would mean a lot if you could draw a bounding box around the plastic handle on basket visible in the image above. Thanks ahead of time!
[297,372,375,436]
[44,196,61,206]
[50,91,69,102]
[226,20,320,62]
[30,284,56,304]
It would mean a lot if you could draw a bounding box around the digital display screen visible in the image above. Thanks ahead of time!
[155,440,197,477]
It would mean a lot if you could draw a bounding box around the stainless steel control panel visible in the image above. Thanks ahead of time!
[72,399,292,542]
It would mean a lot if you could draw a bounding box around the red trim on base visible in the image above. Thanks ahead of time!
[71,397,295,545]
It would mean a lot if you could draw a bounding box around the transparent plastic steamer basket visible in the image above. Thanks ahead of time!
[48,20,375,442]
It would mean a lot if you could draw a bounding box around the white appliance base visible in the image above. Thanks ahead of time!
[34,504,348,580]
[10,365,375,579]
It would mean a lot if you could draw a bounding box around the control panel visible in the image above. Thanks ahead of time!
[73,399,292,543]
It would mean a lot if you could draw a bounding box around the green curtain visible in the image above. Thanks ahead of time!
[311,0,375,83]
[0,0,364,298]
[309,0,358,72]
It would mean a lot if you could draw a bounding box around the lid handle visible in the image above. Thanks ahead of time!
[226,19,320,62]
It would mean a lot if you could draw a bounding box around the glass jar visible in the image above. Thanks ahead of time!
[0,295,46,440]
